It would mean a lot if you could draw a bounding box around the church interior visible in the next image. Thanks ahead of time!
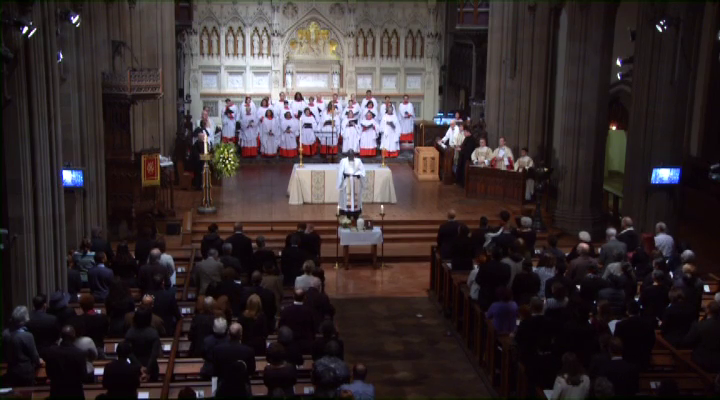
[2,0,720,398]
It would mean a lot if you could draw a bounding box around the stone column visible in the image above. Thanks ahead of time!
[484,1,555,157]
[553,3,617,238]
[622,3,705,233]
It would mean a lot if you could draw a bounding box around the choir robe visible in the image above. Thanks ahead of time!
[362,107,380,124]
[341,119,360,154]
[379,113,401,157]
[439,126,463,147]
[291,100,306,119]
[398,101,415,142]
[343,103,361,119]
[360,97,378,112]
[240,109,259,157]
[259,116,279,157]
[273,101,288,118]
[358,118,379,157]
[471,146,494,166]
[278,117,299,158]
[379,103,395,118]
[490,146,515,170]
[299,114,318,155]
[256,106,269,121]
[318,114,342,155]
[221,104,239,143]
[515,155,535,200]
[242,100,257,118]
[196,118,219,146]
[337,157,366,214]
[306,103,321,123]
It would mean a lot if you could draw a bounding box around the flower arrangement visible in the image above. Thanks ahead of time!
[338,215,351,229]
[212,143,240,178]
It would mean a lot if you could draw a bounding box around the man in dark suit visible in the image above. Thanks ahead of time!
[305,286,336,329]
[240,271,277,330]
[599,228,628,267]
[43,325,88,398]
[616,217,640,252]
[486,210,515,253]
[285,223,307,248]
[26,294,60,356]
[134,227,155,267]
[102,341,143,398]
[544,263,576,300]
[437,209,463,260]
[67,265,83,303]
[683,300,720,372]
[469,216,491,257]
[90,226,114,262]
[544,234,567,270]
[224,222,254,273]
[302,224,322,263]
[614,301,656,371]
[567,243,598,284]
[578,264,609,306]
[212,322,256,384]
[193,248,224,295]
[639,270,670,323]
[281,235,309,286]
[200,223,224,260]
[219,243,242,276]
[74,294,109,351]
[589,337,639,396]
[454,128,476,188]
[88,251,114,302]
[252,236,276,273]
[278,289,318,352]
[214,268,244,317]
[450,224,474,271]
[137,249,170,293]
[147,274,182,335]
[475,247,511,309]
[515,298,554,390]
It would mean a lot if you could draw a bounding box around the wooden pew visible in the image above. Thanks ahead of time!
[165,379,315,397]
[168,356,313,380]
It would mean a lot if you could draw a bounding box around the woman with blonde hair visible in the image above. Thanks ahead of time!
[239,294,269,355]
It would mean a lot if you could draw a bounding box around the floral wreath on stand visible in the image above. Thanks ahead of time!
[212,142,240,178]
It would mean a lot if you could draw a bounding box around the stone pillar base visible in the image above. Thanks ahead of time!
[553,207,605,241]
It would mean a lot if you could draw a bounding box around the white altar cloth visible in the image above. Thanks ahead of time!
[338,227,384,246]
[287,163,397,205]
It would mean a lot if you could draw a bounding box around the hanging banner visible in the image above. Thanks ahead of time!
[141,153,161,187]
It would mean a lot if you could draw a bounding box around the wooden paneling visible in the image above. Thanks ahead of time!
[464,165,526,205]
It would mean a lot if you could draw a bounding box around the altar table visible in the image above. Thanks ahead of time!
[338,227,383,268]
[287,163,398,205]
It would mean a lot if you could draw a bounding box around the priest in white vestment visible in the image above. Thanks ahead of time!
[515,147,535,200]
[438,120,462,148]
[259,109,279,157]
[341,111,360,154]
[359,111,380,157]
[379,105,401,158]
[398,95,415,142]
[221,98,239,143]
[471,138,493,166]
[490,137,515,170]
[240,106,259,157]
[278,111,299,158]
[299,108,318,156]
[337,151,366,219]
[319,106,342,155]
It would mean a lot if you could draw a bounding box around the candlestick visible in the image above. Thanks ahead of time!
[381,149,386,167]
[298,141,304,167]
[380,204,385,215]
[203,136,208,154]
[336,205,340,216]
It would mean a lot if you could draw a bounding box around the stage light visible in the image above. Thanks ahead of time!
[616,56,634,67]
[27,25,37,37]
[57,50,63,63]
[656,17,679,34]
[58,10,81,28]
[609,123,617,131]
[656,19,668,32]
[617,70,633,80]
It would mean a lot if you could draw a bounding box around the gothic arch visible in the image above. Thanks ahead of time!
[237,26,246,57]
[199,26,210,56]
[250,27,262,57]
[390,29,399,58]
[415,29,424,59]
[209,27,220,56]
[225,27,237,57]
[405,30,414,59]
[261,27,271,56]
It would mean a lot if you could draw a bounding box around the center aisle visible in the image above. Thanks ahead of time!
[332,296,492,398]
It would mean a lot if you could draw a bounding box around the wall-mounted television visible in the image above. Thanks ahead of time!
[62,169,85,188]
[650,167,681,185]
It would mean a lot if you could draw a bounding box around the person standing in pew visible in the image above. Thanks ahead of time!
[44,325,87,399]
[105,281,136,338]
[138,249,170,294]
[285,223,308,249]
[281,236,311,287]
[219,243,242,277]
[2,306,44,387]
[303,224,322,266]
[125,308,161,381]
[549,353,590,400]
[450,225,474,272]
[200,223,224,260]
[147,274,182,335]
[277,326,304,366]
[436,209,463,260]
[313,320,344,361]
[254,236,277,273]
[26,294,60,359]
[588,337,639,396]
[73,294,108,359]
[193,248,224,296]
[264,343,298,396]
[188,296,216,357]
[613,301,655,371]
[238,294,269,355]
[475,247,511,310]
[201,317,229,378]
[102,341,144,399]
[279,289,318,354]
[261,262,285,320]
[225,223,254,275]
[312,341,351,397]
[124,295,167,337]
[213,322,256,395]
[682,300,720,373]
[215,268,244,318]
[241,271,278,331]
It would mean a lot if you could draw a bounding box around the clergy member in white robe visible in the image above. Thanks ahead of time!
[398,95,415,142]
[240,106,259,157]
[291,92,306,119]
[341,111,360,154]
[379,105,401,158]
[337,151,366,219]
[318,107,342,155]
[471,138,493,166]
[299,108,319,156]
[438,120,462,147]
[358,111,379,157]
[490,137,515,170]
[278,111,299,158]
[259,109,279,157]
[515,147,535,200]
[221,98,239,143]
[360,90,378,113]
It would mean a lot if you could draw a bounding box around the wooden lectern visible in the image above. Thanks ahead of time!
[435,143,455,185]
[413,147,440,181]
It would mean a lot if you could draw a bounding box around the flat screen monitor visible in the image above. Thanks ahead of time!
[433,116,456,125]
[650,167,681,185]
[62,169,85,188]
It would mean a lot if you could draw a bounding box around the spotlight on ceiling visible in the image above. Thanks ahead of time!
[9,17,37,37]
[57,50,63,63]
[617,70,633,81]
[616,56,634,67]
[655,17,679,33]
[59,10,81,28]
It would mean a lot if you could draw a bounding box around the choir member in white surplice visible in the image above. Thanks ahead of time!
[360,90,378,113]
[358,111,379,157]
[379,105,401,158]
[362,102,380,124]
[343,99,361,122]
[490,136,515,170]
[259,109,279,157]
[291,92,306,119]
[306,97,321,123]
[515,147,535,200]
[398,95,415,142]
[299,108,319,156]
[196,108,218,146]
[341,111,360,154]
[337,151,366,219]
[319,107,342,155]
[278,111,299,158]
[257,98,270,121]
[221,98,239,143]
[240,106,259,157]
[243,96,257,117]
[379,96,395,118]
[471,137,493,166]
[272,92,287,117]
[329,94,344,118]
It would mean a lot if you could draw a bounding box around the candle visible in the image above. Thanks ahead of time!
[381,204,384,214]
[203,136,208,154]
[336,205,340,215]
